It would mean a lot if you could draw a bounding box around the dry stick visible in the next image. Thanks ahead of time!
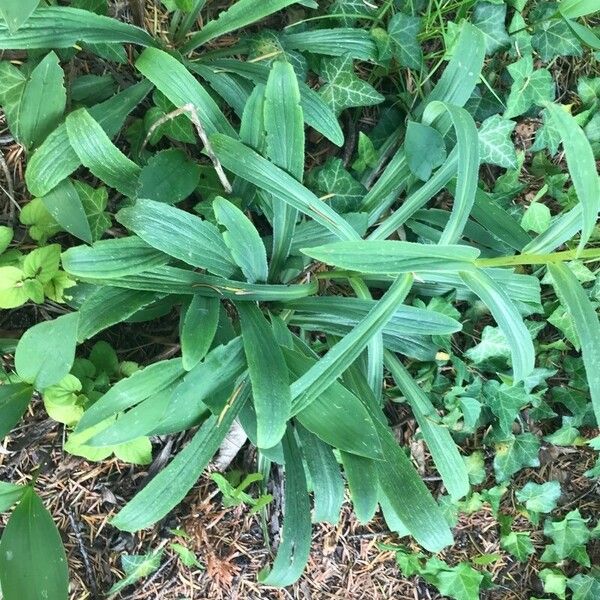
[0,149,17,224]
[67,510,99,598]
[142,103,233,194]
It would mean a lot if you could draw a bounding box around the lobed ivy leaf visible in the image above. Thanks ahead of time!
[478,115,517,169]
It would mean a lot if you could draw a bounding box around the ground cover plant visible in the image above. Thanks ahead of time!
[0,0,599,598]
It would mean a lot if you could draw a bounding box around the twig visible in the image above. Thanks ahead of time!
[142,103,232,193]
[67,510,99,599]
[0,149,17,224]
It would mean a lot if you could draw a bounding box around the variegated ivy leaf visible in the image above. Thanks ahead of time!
[329,0,374,26]
[478,115,517,168]
[532,17,582,61]
[388,12,422,69]
[521,201,551,234]
[308,157,366,212]
[504,54,555,119]
[318,54,384,115]
[530,108,562,155]
[473,1,510,55]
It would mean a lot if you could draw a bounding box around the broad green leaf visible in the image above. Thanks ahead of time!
[0,6,156,48]
[0,267,32,308]
[473,1,510,54]
[137,149,201,204]
[62,236,169,278]
[340,452,378,522]
[182,0,298,52]
[560,0,600,18]
[385,352,469,500]
[544,103,600,252]
[111,381,248,531]
[18,51,66,150]
[501,530,535,561]
[282,28,377,61]
[258,427,311,587]
[265,60,304,278]
[66,108,140,197]
[290,275,413,413]
[76,358,185,431]
[0,383,33,439]
[0,488,68,600]
[493,432,540,481]
[505,54,555,119]
[41,178,92,244]
[388,13,422,69]
[211,135,359,240]
[478,115,518,169]
[0,482,25,512]
[108,550,163,595]
[135,48,235,137]
[484,382,531,435]
[214,196,268,283]
[405,121,446,182]
[521,201,552,234]
[117,199,236,278]
[318,54,384,114]
[0,0,39,33]
[548,263,600,424]
[460,269,534,381]
[308,158,366,212]
[516,481,561,513]
[26,80,152,197]
[532,17,582,61]
[75,181,111,241]
[568,574,600,600]
[296,425,344,524]
[541,509,591,565]
[303,240,479,274]
[15,312,79,390]
[435,562,484,600]
[237,303,290,449]
[180,295,220,371]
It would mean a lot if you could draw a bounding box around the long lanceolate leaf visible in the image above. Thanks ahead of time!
[548,264,600,425]
[258,427,311,587]
[65,109,140,197]
[422,102,480,244]
[135,48,235,137]
[237,303,291,449]
[211,134,359,240]
[265,61,305,279]
[544,103,600,253]
[181,0,299,53]
[460,269,535,382]
[111,381,249,532]
[290,274,413,414]
[384,351,469,500]
[0,6,156,49]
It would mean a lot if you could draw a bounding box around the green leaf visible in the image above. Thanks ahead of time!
[544,104,600,252]
[264,60,304,278]
[405,122,446,182]
[484,381,531,435]
[182,0,298,51]
[214,197,268,283]
[22,244,60,284]
[541,509,591,565]
[135,48,235,138]
[505,54,555,118]
[180,295,220,371]
[516,480,561,513]
[560,0,600,19]
[41,178,92,244]
[137,149,201,205]
[107,549,163,595]
[303,240,479,274]
[17,51,66,150]
[478,115,517,169]
[117,199,236,278]
[0,482,25,512]
[75,181,111,241]
[281,28,377,61]
[170,543,202,568]
[548,263,600,425]
[0,6,156,48]
[501,530,535,561]
[435,563,484,600]
[0,0,39,33]
[258,426,311,586]
[340,452,378,522]
[533,18,582,61]
[66,108,140,197]
[493,432,540,481]
[318,53,384,114]
[0,267,32,308]
[388,13,422,69]
[460,269,535,381]
[308,158,366,212]
[473,1,510,54]
[0,488,68,600]
[26,80,152,198]
[237,303,290,449]
[111,382,248,531]
[568,574,600,600]
[0,383,33,439]
[15,312,79,390]
[211,134,360,240]
[521,201,552,234]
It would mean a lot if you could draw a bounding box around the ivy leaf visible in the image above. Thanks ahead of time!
[548,305,580,349]
[478,115,517,168]
[465,325,511,365]
[501,531,535,561]
[540,568,568,599]
[521,201,552,234]
[329,0,374,26]
[107,549,164,595]
[541,509,591,566]
[516,480,561,514]
[308,157,366,212]
[405,121,446,181]
[568,574,600,600]
[473,1,510,55]
[74,181,111,241]
[532,18,582,61]
[318,53,384,114]
[388,12,422,69]
[352,132,378,174]
[531,108,562,155]
[505,54,555,119]
[435,563,484,600]
[484,381,531,435]
[493,432,540,482]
